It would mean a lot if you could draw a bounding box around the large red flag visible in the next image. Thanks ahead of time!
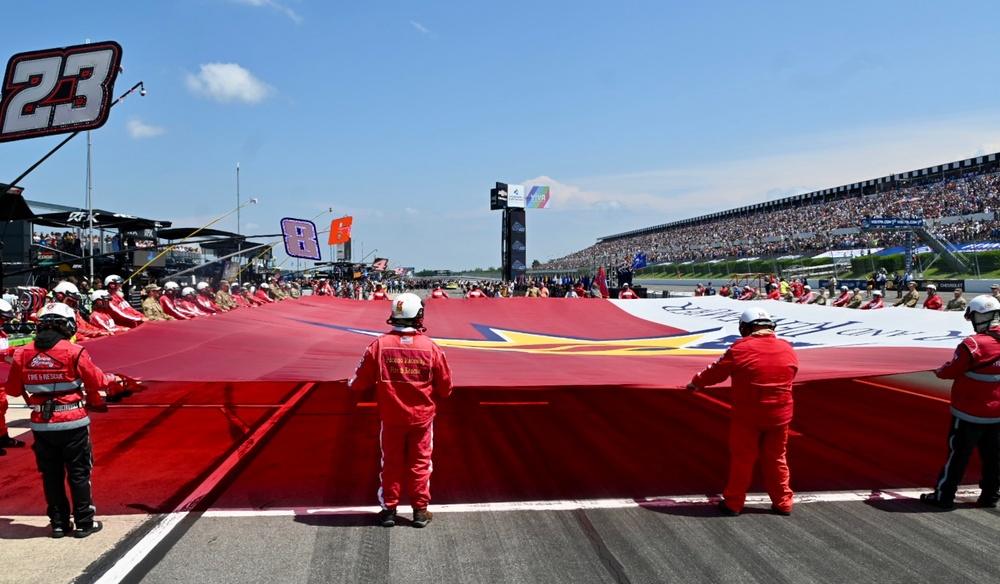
[596,266,610,298]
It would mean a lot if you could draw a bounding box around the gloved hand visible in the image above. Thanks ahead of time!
[685,382,700,392]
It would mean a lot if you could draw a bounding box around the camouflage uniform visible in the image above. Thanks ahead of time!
[946,296,968,312]
[846,292,863,309]
[142,295,175,321]
[894,288,920,308]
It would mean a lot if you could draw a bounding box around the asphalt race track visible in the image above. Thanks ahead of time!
[4,370,1000,583]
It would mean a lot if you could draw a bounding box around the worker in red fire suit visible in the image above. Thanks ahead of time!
[860,289,884,310]
[349,293,453,528]
[4,302,122,538]
[88,291,130,335]
[159,282,191,320]
[923,284,944,311]
[921,295,1000,509]
[831,286,852,307]
[51,281,111,339]
[194,282,224,314]
[0,298,28,455]
[372,283,390,301]
[429,285,449,299]
[618,284,639,299]
[103,275,147,328]
[178,287,211,317]
[254,283,276,303]
[687,306,799,516]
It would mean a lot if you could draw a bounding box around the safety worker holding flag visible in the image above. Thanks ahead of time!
[686,307,800,516]
[4,303,124,538]
[349,293,453,528]
[921,295,1000,509]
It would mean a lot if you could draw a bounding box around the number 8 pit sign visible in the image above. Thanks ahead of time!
[1,41,123,143]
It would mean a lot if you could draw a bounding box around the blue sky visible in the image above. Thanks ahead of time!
[4,1,1000,272]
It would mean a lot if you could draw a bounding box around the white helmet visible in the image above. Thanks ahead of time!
[104,274,122,286]
[163,281,180,291]
[0,298,14,320]
[841,285,848,291]
[873,290,883,296]
[37,302,77,336]
[181,286,196,297]
[926,284,936,291]
[52,281,81,304]
[966,295,1000,333]
[196,282,211,291]
[90,290,111,302]
[52,281,80,295]
[389,292,424,328]
[804,285,811,290]
[739,307,775,336]
[260,282,270,289]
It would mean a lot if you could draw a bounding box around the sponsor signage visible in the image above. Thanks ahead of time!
[526,186,550,208]
[860,218,924,230]
[507,184,526,209]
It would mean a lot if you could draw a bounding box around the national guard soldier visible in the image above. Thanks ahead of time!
[947,289,968,312]
[894,281,920,308]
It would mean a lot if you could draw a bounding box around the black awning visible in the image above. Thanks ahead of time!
[32,208,169,230]
[0,185,37,221]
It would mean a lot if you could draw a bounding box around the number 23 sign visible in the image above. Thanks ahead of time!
[0,41,123,143]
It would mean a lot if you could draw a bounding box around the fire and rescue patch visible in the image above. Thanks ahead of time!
[1,41,123,143]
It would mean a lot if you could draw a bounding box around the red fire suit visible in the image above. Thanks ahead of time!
[618,289,639,299]
[689,330,799,513]
[766,289,781,300]
[0,329,16,441]
[5,337,116,531]
[429,289,449,299]
[795,291,814,304]
[831,291,851,307]
[466,289,486,298]
[860,296,884,310]
[107,291,146,327]
[89,310,129,335]
[159,294,191,320]
[349,328,453,511]
[924,294,944,311]
[177,297,210,318]
[75,312,111,339]
[255,289,275,304]
[372,290,390,301]
[928,326,1000,505]
[195,294,223,314]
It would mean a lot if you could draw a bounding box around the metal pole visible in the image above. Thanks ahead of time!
[87,130,94,280]
[236,163,241,284]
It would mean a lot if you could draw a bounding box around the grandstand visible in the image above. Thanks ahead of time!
[538,152,1000,274]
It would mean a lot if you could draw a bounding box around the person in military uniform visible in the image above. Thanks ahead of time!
[894,281,921,308]
[214,280,240,311]
[991,284,1000,304]
[141,284,175,321]
[846,288,864,309]
[947,288,968,312]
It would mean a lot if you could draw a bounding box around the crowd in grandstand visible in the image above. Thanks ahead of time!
[539,172,1000,271]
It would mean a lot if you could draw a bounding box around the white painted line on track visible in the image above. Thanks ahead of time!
[94,382,317,584]
[198,487,986,518]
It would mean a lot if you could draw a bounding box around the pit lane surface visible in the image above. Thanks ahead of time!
[2,370,993,583]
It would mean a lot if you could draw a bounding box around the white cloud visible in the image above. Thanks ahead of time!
[410,21,431,35]
[185,63,273,104]
[228,0,303,24]
[126,117,165,139]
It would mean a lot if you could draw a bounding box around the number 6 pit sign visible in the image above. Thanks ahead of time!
[1,41,123,143]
